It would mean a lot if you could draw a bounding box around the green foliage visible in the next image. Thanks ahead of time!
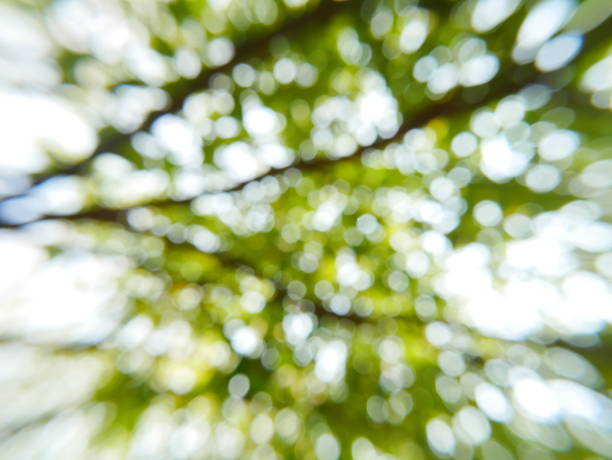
[0,0,611,459]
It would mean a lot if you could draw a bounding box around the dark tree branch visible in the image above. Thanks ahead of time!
[0,0,359,204]
[0,71,531,229]
[3,18,609,229]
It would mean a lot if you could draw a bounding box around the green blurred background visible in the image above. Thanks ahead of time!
[0,0,611,458]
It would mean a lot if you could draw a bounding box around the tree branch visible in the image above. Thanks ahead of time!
[0,0,359,204]
[4,17,610,228]
[0,71,530,229]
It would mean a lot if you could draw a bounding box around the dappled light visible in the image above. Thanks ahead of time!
[0,0,611,459]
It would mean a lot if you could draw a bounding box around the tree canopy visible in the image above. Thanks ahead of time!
[0,0,611,459]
